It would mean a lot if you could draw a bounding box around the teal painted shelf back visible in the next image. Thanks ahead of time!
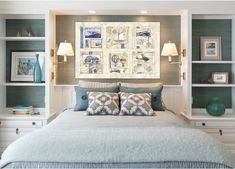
[6,19,45,37]
[5,19,45,108]
[192,19,232,108]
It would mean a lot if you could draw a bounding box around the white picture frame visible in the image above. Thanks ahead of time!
[200,36,222,61]
[212,72,228,84]
[11,51,45,82]
[75,22,160,79]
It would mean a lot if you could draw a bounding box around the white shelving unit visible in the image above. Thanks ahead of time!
[0,37,45,41]
[180,13,235,159]
[3,83,46,86]
[192,84,235,87]
[192,61,235,64]
[0,13,56,155]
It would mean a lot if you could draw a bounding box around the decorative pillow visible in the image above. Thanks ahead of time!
[86,92,119,115]
[74,86,119,111]
[78,80,118,88]
[120,84,164,111]
[120,92,154,116]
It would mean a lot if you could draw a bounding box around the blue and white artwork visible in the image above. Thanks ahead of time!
[84,27,101,38]
[75,22,160,79]
[17,57,36,76]
[80,52,103,74]
[11,51,45,81]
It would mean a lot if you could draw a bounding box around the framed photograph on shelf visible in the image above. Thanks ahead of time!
[200,36,221,61]
[10,50,45,82]
[212,72,228,84]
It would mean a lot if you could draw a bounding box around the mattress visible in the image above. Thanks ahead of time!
[0,110,234,169]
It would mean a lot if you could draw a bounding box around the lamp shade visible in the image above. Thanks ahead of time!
[57,41,74,56]
[161,42,178,56]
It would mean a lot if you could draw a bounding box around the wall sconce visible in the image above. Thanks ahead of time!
[161,41,186,65]
[57,40,74,62]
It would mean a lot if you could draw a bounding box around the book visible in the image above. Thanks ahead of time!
[12,105,33,115]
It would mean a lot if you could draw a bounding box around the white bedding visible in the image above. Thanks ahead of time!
[1,109,234,168]
[47,110,189,129]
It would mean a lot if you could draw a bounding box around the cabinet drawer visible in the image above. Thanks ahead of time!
[202,129,235,143]
[195,121,235,128]
[0,128,36,141]
[0,120,43,128]
[224,143,235,150]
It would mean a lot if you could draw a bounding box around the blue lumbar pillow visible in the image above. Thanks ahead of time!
[74,86,119,111]
[119,85,164,111]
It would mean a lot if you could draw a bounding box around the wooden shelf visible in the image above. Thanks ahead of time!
[192,84,235,87]
[192,61,235,64]
[0,37,45,41]
[3,83,45,86]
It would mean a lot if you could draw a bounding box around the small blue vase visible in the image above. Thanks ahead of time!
[33,54,42,83]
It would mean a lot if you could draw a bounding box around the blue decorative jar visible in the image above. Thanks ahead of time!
[206,97,225,117]
[33,53,42,83]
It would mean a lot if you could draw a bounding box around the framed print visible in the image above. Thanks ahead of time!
[75,22,160,79]
[212,72,228,84]
[106,24,130,49]
[109,52,129,74]
[200,36,221,61]
[11,50,45,82]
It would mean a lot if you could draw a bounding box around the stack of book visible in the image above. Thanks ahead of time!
[12,105,33,115]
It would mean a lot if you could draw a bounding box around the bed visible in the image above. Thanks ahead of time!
[0,110,234,168]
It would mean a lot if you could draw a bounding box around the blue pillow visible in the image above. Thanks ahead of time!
[119,86,164,111]
[74,86,119,111]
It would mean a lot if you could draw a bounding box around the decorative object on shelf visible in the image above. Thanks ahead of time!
[33,53,42,83]
[57,40,74,62]
[212,72,228,84]
[75,22,160,79]
[11,51,45,82]
[16,32,21,37]
[206,97,225,117]
[200,36,221,61]
[21,27,29,37]
[12,105,33,115]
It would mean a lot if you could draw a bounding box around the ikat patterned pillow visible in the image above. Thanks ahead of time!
[120,92,154,116]
[86,92,119,115]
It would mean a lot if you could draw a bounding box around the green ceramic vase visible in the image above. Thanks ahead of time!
[206,97,225,117]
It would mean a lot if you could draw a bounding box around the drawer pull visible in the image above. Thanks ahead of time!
[202,123,206,126]
[219,129,223,136]
[32,122,36,125]
[16,128,19,134]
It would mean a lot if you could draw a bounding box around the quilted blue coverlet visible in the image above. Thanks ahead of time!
[0,111,234,168]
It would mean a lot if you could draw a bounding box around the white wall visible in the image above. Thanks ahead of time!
[1,1,235,15]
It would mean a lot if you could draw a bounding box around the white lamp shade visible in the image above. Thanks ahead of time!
[57,41,74,56]
[161,42,178,56]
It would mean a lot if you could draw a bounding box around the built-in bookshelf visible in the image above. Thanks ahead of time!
[0,14,54,118]
[188,15,235,119]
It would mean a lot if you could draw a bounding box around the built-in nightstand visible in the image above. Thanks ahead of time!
[181,113,235,161]
[0,113,55,155]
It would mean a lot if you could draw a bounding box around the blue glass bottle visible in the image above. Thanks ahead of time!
[33,53,42,83]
